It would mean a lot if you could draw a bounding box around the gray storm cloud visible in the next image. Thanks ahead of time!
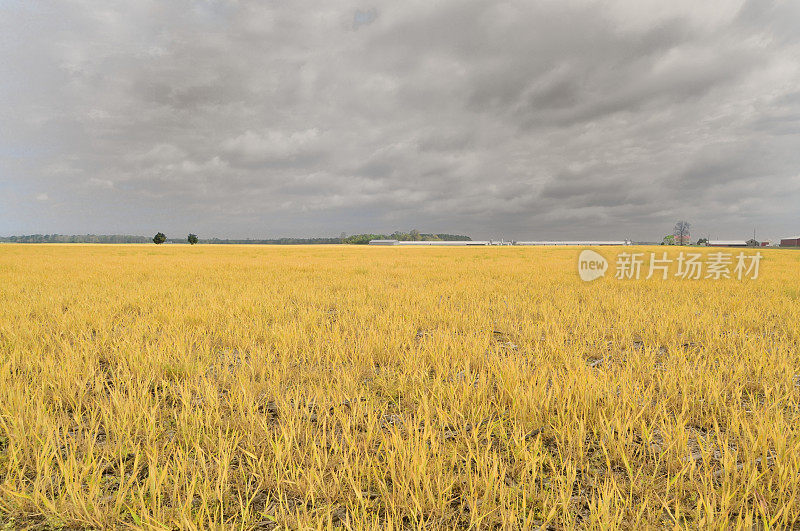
[1,0,798,240]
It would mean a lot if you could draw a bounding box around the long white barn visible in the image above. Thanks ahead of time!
[707,240,748,247]
[515,240,631,246]
[369,239,631,246]
[369,240,490,246]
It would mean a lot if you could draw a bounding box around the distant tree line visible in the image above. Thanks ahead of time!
[197,237,344,245]
[1,231,472,245]
[0,234,150,243]
[342,231,472,244]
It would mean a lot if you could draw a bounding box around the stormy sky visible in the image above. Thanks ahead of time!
[1,0,799,241]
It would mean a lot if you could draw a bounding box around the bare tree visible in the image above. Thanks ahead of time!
[674,221,691,246]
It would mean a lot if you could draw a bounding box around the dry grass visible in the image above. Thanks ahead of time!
[0,244,799,529]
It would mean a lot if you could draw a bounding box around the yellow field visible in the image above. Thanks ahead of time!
[1,244,799,529]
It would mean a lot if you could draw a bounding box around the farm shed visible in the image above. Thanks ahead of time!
[780,237,800,247]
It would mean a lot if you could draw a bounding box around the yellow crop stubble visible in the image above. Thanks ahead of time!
[0,244,798,528]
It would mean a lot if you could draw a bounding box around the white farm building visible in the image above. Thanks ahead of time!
[369,239,631,246]
[707,240,748,247]
[515,240,631,246]
[368,240,490,246]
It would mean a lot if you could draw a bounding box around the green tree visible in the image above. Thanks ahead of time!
[153,232,166,245]
[187,234,198,245]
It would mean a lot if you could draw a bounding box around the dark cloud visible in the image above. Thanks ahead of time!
[1,0,799,241]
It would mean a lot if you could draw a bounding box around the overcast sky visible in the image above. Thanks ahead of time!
[1,0,799,241]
